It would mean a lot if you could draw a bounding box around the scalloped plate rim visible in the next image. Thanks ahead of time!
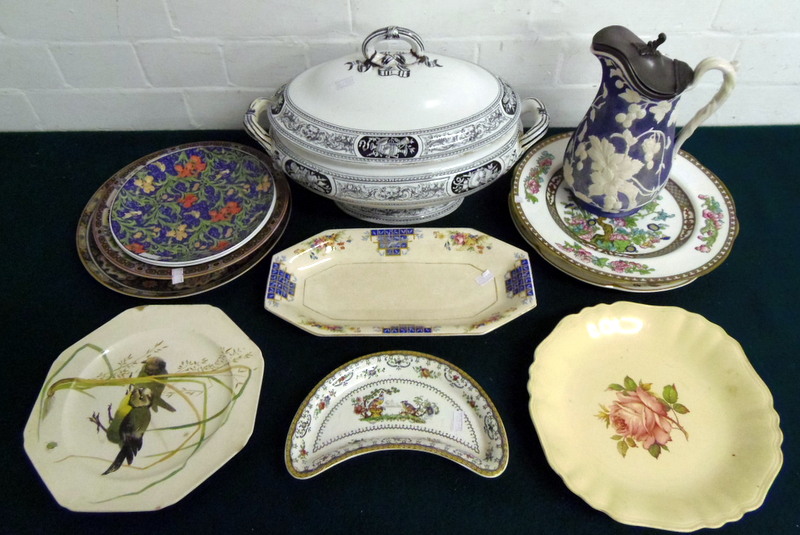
[528,301,783,531]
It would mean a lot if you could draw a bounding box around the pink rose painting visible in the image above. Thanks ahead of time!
[596,376,690,459]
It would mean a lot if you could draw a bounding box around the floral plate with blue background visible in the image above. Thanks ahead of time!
[78,173,290,298]
[528,302,782,531]
[109,142,277,267]
[509,133,738,292]
[87,152,291,283]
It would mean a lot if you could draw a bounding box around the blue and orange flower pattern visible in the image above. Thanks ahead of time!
[110,145,275,265]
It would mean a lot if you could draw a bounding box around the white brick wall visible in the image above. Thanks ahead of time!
[0,0,797,131]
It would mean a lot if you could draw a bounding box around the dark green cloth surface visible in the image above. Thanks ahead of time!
[1,127,797,533]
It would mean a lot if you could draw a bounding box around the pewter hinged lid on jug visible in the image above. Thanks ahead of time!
[591,25,695,100]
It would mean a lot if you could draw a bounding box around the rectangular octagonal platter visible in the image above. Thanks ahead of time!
[264,228,537,335]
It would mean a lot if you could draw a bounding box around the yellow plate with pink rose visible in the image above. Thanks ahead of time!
[528,301,782,531]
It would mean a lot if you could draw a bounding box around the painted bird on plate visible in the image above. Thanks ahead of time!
[138,356,176,413]
[89,386,153,475]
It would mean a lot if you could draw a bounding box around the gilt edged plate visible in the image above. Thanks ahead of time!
[77,168,291,298]
[510,133,738,291]
[286,350,508,478]
[108,142,277,267]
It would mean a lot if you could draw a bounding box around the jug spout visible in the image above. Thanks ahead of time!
[592,25,695,100]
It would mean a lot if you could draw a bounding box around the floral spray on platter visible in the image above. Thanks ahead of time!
[563,26,736,217]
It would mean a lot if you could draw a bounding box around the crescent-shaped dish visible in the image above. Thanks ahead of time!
[286,350,508,478]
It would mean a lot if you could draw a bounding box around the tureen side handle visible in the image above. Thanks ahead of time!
[244,97,277,157]
[518,98,549,153]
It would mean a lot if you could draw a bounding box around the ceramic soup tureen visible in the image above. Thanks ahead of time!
[245,26,549,224]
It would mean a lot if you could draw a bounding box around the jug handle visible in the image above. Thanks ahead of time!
[519,97,550,153]
[244,97,277,156]
[674,57,737,154]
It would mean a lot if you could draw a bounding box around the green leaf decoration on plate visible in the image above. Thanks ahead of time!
[560,196,673,255]
[556,242,656,275]
[523,150,555,204]
[110,144,276,266]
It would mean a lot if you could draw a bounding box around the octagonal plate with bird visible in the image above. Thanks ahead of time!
[23,305,264,512]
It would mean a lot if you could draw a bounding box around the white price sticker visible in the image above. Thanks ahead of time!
[171,268,184,285]
[452,410,465,432]
[475,269,494,286]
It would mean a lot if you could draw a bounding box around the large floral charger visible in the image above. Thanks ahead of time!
[509,133,738,291]
[77,153,291,298]
[528,301,782,531]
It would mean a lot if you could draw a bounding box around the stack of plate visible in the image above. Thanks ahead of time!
[77,142,291,298]
[509,133,738,292]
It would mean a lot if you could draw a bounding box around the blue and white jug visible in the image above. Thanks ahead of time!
[563,26,736,217]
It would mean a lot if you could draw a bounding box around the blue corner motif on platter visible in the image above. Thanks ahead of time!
[266,262,296,302]
[370,228,417,256]
[505,258,535,298]
[380,325,434,334]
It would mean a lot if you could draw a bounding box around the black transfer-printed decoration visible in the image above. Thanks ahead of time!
[346,51,442,78]
[500,79,518,116]
[270,85,286,115]
[357,136,420,159]
[451,161,503,194]
[284,160,333,195]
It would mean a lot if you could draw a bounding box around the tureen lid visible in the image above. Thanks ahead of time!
[268,27,521,162]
